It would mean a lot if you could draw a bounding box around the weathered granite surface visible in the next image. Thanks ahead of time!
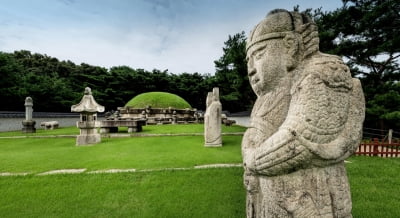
[242,9,365,217]
[71,87,104,146]
[22,97,36,133]
[40,121,59,130]
[204,87,222,147]
[116,106,200,125]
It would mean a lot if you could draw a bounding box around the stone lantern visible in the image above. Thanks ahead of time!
[22,97,36,133]
[71,87,105,146]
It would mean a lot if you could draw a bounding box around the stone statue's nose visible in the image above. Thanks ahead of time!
[248,68,256,77]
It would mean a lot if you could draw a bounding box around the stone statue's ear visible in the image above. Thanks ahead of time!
[283,34,300,70]
[283,34,298,56]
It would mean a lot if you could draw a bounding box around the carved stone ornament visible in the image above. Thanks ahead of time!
[71,87,105,113]
[242,9,365,218]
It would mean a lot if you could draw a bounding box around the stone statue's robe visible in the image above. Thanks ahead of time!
[242,54,365,217]
[204,100,222,146]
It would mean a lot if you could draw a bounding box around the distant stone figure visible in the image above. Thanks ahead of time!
[242,9,365,217]
[172,110,177,124]
[204,87,222,147]
[140,110,147,119]
[21,97,36,133]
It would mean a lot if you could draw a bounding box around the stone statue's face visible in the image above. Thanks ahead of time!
[247,39,288,96]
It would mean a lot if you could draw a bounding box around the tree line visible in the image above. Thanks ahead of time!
[0,0,399,131]
[0,32,254,114]
[0,50,216,112]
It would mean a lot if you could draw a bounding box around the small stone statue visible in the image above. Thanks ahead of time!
[242,9,365,217]
[204,87,222,147]
[172,110,177,124]
[140,110,147,119]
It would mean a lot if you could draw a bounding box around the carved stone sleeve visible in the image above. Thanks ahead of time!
[249,64,365,176]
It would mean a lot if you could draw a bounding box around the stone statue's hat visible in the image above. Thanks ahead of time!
[71,87,105,113]
[246,9,318,58]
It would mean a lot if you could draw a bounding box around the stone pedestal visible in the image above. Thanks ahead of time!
[127,127,137,133]
[76,134,101,145]
[22,120,36,133]
[76,121,101,145]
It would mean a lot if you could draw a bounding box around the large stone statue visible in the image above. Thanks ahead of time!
[204,87,222,147]
[242,9,365,217]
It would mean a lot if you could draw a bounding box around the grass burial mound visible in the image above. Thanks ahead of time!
[125,92,192,109]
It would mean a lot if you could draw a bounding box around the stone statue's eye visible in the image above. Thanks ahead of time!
[254,49,265,60]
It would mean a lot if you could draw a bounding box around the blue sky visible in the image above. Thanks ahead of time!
[0,0,342,74]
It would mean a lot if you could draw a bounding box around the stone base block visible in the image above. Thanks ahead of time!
[204,143,222,147]
[22,120,36,133]
[100,128,109,134]
[76,134,101,146]
[128,126,142,133]
[41,121,59,130]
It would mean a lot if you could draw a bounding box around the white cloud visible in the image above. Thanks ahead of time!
[0,0,343,74]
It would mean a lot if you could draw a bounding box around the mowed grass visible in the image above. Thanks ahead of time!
[346,156,400,218]
[0,126,79,137]
[0,168,245,218]
[1,123,399,217]
[0,123,246,137]
[0,135,242,173]
[139,123,246,134]
[0,124,245,218]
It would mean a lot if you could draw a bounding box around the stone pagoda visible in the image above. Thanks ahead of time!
[71,87,105,146]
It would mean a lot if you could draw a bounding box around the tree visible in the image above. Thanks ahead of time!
[7,50,80,111]
[0,52,25,110]
[169,72,212,110]
[214,31,255,113]
[313,0,400,130]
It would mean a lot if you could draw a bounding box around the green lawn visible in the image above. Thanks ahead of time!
[0,126,79,137]
[0,168,245,218]
[346,156,400,218]
[139,123,246,134]
[0,136,242,173]
[0,123,246,137]
[0,124,399,217]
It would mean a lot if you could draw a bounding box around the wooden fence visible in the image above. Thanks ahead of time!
[355,138,400,157]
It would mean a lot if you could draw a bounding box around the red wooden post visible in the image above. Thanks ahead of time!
[373,138,380,157]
